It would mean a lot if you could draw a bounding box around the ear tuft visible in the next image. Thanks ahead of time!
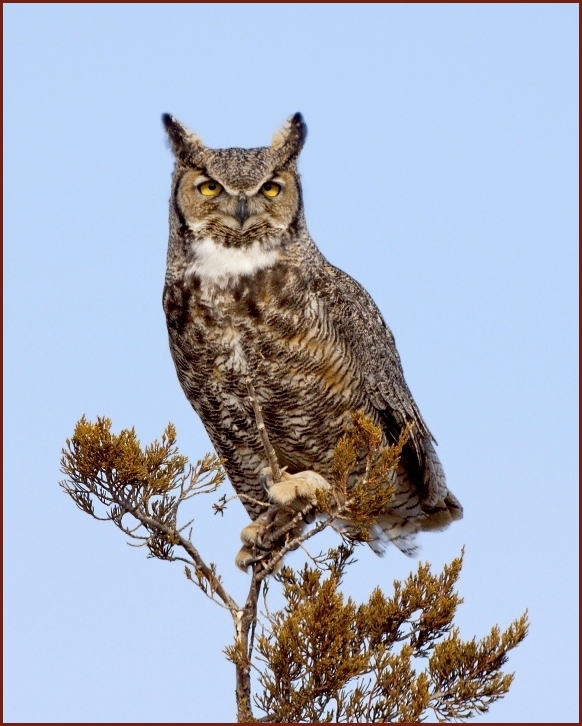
[271,112,307,164]
[162,114,206,166]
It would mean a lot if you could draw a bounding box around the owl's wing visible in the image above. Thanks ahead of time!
[314,259,434,452]
[314,259,463,521]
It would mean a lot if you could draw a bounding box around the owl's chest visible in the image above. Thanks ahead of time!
[165,264,325,381]
[165,264,366,470]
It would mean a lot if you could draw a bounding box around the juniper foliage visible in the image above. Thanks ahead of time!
[60,414,528,722]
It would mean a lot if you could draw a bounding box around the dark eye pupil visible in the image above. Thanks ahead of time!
[208,182,216,190]
[264,184,272,191]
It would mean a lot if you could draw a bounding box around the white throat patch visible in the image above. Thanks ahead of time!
[185,237,281,287]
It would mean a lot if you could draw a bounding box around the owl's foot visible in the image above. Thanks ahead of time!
[235,505,304,570]
[264,468,332,509]
[235,469,333,571]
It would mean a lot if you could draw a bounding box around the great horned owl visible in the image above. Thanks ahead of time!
[162,112,462,565]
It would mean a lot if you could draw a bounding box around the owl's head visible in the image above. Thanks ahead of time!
[163,113,307,250]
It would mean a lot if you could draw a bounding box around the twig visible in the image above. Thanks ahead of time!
[244,375,282,483]
[134,510,240,617]
[237,492,272,510]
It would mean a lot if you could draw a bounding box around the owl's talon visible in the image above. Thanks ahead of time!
[235,546,268,571]
[303,510,315,524]
[259,467,274,492]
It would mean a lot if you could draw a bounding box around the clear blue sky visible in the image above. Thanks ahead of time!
[4,4,578,722]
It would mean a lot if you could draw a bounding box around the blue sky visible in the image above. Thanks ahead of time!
[4,3,578,722]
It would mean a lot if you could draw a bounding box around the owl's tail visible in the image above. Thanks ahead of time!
[368,518,420,558]
[367,440,463,557]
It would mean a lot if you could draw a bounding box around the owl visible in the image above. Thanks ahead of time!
[162,112,462,567]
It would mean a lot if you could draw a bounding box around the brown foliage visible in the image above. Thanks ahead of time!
[60,414,528,722]
[255,549,528,722]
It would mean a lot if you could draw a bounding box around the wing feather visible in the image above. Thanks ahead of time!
[314,260,433,451]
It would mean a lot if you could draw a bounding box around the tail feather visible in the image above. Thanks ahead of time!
[369,519,420,558]
[366,438,463,557]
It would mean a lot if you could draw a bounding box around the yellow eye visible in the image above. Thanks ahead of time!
[261,181,281,198]
[198,180,222,197]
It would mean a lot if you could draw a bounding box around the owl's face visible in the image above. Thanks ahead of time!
[164,114,307,250]
[175,165,300,241]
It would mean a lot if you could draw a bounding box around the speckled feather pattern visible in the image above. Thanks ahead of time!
[162,113,462,555]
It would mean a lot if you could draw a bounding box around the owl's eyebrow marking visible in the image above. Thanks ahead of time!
[172,173,188,229]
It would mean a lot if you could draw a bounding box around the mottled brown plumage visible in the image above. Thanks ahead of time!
[162,112,462,559]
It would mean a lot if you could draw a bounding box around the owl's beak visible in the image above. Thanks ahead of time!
[235,195,249,226]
